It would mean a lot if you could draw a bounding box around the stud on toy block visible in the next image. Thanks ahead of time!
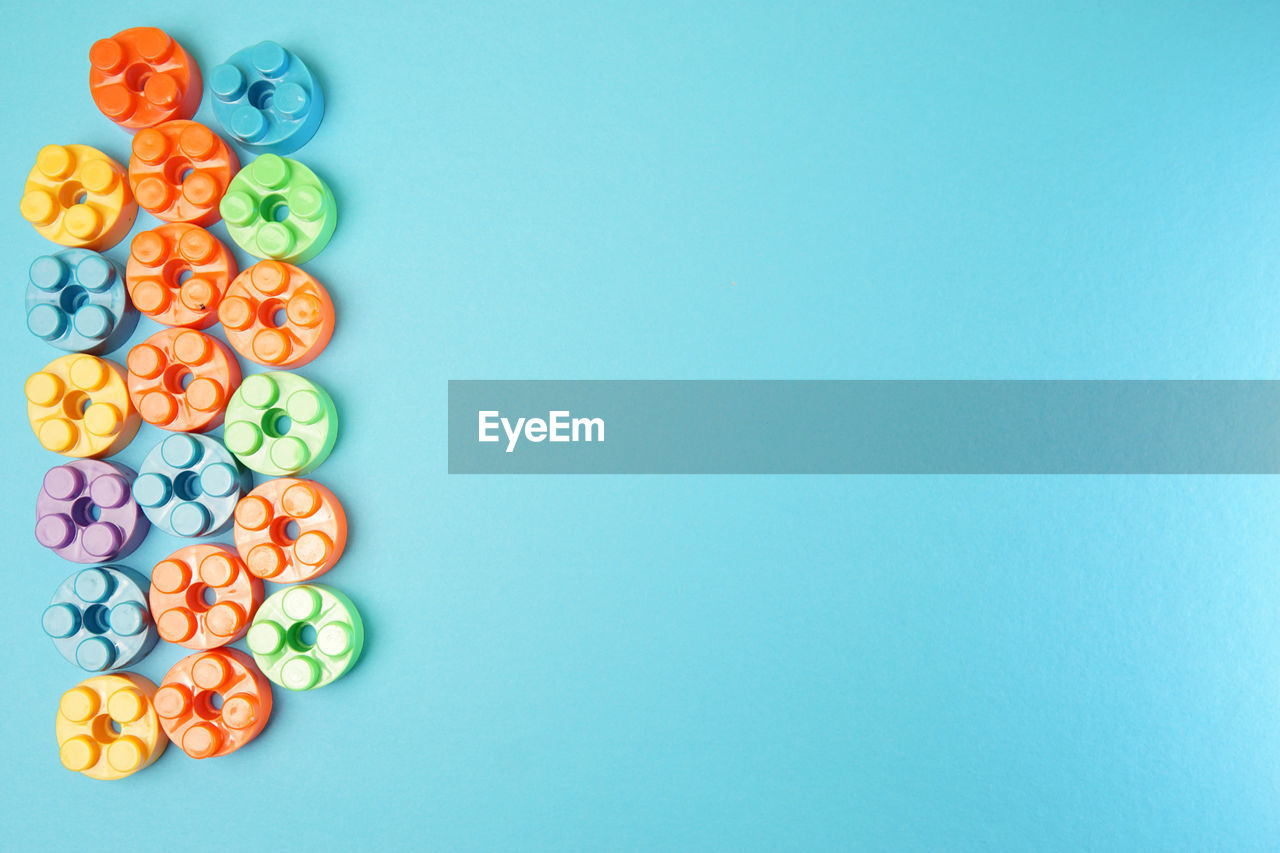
[150,544,263,650]
[129,120,240,225]
[126,223,237,329]
[219,154,336,263]
[37,460,149,563]
[90,27,201,130]
[224,372,338,476]
[25,354,139,458]
[219,261,335,368]
[43,565,157,673]
[127,329,242,433]
[20,145,135,250]
[56,672,167,780]
[234,478,346,583]
[132,434,250,537]
[26,249,137,354]
[247,584,363,691]
[210,41,323,155]
[155,648,272,758]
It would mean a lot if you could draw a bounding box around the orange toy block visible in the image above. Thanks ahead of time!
[218,260,335,368]
[130,121,239,225]
[127,329,241,432]
[154,648,272,758]
[149,544,264,650]
[234,478,347,583]
[126,224,237,328]
[90,27,202,130]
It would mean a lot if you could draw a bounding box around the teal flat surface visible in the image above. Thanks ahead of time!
[4,1,1280,849]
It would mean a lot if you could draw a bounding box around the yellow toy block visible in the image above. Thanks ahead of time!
[20,144,136,251]
[26,354,140,458]
[56,672,167,780]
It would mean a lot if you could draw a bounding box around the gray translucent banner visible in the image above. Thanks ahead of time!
[447,381,1280,474]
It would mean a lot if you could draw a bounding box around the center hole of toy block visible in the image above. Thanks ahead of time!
[288,622,317,651]
[70,497,102,526]
[124,63,152,92]
[61,391,91,420]
[92,714,121,743]
[186,583,214,612]
[247,80,276,110]
[173,470,203,501]
[58,182,87,208]
[194,690,224,720]
[257,298,287,328]
[164,158,196,185]
[261,194,289,222]
[262,408,292,438]
[59,285,90,315]
[163,364,193,394]
[285,520,301,541]
[82,604,110,635]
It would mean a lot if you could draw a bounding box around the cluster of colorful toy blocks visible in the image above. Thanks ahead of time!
[23,27,362,780]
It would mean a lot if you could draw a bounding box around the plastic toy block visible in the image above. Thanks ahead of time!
[234,478,346,583]
[56,672,167,780]
[219,154,336,264]
[37,460,149,563]
[219,261,335,368]
[20,145,136,250]
[90,27,201,130]
[210,41,323,155]
[129,121,240,225]
[224,372,338,476]
[150,544,264,650]
[247,585,363,691]
[126,223,237,329]
[132,434,250,537]
[26,250,137,355]
[155,648,272,758]
[25,354,140,458]
[43,566,157,672]
[127,329,242,433]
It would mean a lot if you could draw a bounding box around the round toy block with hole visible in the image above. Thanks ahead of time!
[57,672,167,780]
[210,41,323,155]
[43,565,157,673]
[150,544,263,650]
[20,144,135,250]
[234,478,346,583]
[90,27,201,130]
[155,648,272,758]
[132,434,251,537]
[37,460,149,563]
[219,154,336,264]
[247,584,363,691]
[26,250,137,354]
[126,223,237,329]
[127,329,242,433]
[129,120,240,225]
[25,354,140,458]
[219,261,335,368]
[224,372,338,476]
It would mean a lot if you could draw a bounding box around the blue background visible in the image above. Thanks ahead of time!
[2,0,1280,849]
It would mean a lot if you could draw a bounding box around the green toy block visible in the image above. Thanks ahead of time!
[219,154,336,264]
[223,371,337,476]
[247,584,363,691]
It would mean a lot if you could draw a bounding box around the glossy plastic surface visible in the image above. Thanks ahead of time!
[89,27,202,130]
[219,260,335,368]
[56,672,167,781]
[43,565,157,672]
[127,328,241,432]
[36,460,148,563]
[126,224,237,329]
[150,544,263,649]
[247,584,363,691]
[129,120,240,225]
[25,354,140,458]
[26,250,137,354]
[132,434,250,537]
[20,144,136,250]
[219,154,336,263]
[234,478,346,583]
[154,648,272,758]
[210,41,323,155]
[224,372,338,476]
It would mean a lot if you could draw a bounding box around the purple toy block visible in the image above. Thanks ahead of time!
[36,460,149,563]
